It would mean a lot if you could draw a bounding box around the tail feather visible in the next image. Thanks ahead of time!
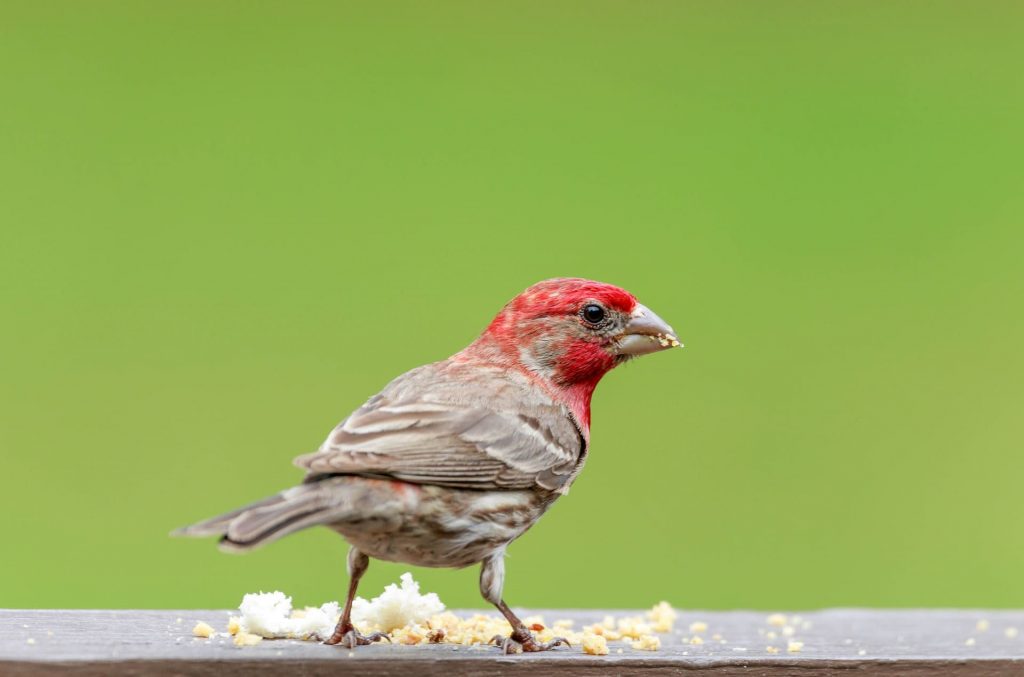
[170,479,355,552]
[170,492,289,539]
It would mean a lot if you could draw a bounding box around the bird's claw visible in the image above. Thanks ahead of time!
[489,632,570,655]
[324,625,390,649]
[489,634,521,654]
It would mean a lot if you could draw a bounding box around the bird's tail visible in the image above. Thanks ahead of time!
[170,477,359,553]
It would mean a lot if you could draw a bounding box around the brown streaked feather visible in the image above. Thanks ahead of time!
[293,362,584,492]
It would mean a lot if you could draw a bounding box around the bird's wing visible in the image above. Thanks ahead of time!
[293,364,584,492]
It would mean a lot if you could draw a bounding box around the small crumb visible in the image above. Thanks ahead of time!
[787,640,804,653]
[965,638,976,646]
[26,638,36,645]
[766,631,777,640]
[782,625,795,637]
[616,648,623,654]
[690,636,704,645]
[554,619,574,630]
[615,615,651,640]
[976,620,990,632]
[766,645,779,654]
[227,616,242,635]
[858,649,867,656]
[233,632,263,647]
[843,638,853,645]
[391,624,426,645]
[348,651,355,657]
[1006,627,1019,638]
[767,613,787,627]
[582,632,609,656]
[176,618,183,624]
[647,602,678,632]
[192,622,216,639]
[711,633,722,641]
[732,646,748,651]
[632,634,661,651]
[689,621,708,634]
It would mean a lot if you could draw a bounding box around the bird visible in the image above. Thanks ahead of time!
[173,277,681,654]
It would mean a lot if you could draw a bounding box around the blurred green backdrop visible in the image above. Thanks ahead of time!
[2,1,1023,611]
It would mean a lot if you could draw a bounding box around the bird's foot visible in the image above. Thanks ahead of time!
[324,622,390,649]
[489,631,570,655]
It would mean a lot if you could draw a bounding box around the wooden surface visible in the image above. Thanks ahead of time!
[3,609,1024,676]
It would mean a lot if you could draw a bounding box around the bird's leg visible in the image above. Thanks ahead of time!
[480,550,570,655]
[324,547,390,648]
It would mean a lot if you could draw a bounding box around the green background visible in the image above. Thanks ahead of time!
[2,1,1022,611]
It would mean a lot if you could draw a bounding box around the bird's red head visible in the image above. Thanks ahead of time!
[469,278,681,427]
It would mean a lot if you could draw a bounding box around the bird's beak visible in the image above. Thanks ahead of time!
[613,304,683,356]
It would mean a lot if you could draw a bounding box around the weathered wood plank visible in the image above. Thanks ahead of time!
[3,609,1024,676]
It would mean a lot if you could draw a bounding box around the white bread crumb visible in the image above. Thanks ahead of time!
[766,613,787,627]
[351,572,444,633]
[236,591,340,640]
[1006,627,1019,638]
[787,640,803,653]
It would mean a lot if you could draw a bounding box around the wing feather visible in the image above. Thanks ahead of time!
[294,363,584,492]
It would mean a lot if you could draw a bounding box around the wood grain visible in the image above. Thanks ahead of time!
[3,609,1024,675]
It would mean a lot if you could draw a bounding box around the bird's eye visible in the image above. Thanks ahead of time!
[582,303,605,324]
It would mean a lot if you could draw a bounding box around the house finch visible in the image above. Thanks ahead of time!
[174,278,681,653]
